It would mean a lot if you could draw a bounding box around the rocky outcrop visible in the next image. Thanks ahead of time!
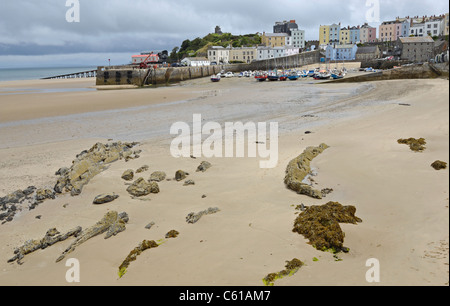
[284,144,329,199]
[126,178,159,197]
[56,211,129,262]
[292,201,362,252]
[8,227,82,265]
[54,142,139,196]
[186,207,220,224]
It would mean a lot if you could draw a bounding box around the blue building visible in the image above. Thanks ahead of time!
[325,44,358,61]
[349,26,360,44]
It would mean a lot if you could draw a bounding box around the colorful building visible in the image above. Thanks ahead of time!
[319,25,330,47]
[325,44,358,60]
[339,27,350,44]
[261,32,288,47]
[360,23,377,43]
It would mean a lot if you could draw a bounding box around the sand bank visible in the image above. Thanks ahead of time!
[0,75,448,286]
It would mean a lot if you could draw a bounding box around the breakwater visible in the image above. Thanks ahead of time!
[324,62,449,83]
[96,50,321,86]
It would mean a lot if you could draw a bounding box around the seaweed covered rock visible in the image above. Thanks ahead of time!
[397,138,426,152]
[431,160,447,170]
[165,230,179,238]
[292,201,362,252]
[118,240,159,278]
[56,211,129,262]
[263,258,304,286]
[136,165,149,173]
[8,227,82,265]
[284,144,329,199]
[54,142,139,196]
[126,178,159,197]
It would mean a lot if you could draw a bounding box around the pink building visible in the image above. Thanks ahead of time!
[379,20,397,42]
[360,23,377,43]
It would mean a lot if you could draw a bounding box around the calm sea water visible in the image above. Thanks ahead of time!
[0,67,97,82]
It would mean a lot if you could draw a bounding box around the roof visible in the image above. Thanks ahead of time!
[263,33,288,37]
[356,46,379,54]
[182,57,209,61]
[399,36,434,43]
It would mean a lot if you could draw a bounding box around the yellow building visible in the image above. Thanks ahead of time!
[261,32,287,47]
[319,25,330,45]
[339,27,350,44]
[229,47,257,63]
[445,13,449,36]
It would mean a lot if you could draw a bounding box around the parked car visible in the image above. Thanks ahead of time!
[211,62,217,65]
[225,72,234,78]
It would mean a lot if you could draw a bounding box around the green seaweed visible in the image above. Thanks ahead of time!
[293,202,362,253]
[397,138,426,152]
[262,258,304,286]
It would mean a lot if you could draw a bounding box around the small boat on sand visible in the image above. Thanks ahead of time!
[210,74,221,82]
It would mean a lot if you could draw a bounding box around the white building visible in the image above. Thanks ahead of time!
[256,46,274,61]
[181,57,210,67]
[207,46,230,64]
[424,17,445,37]
[410,23,426,36]
[290,29,306,49]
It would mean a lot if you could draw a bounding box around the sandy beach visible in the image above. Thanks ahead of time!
[0,68,448,286]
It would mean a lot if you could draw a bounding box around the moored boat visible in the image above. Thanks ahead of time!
[210,74,221,82]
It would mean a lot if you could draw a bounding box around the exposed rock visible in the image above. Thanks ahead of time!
[284,144,329,199]
[397,138,426,152]
[321,188,334,197]
[263,258,304,286]
[35,189,55,202]
[175,170,188,181]
[136,165,149,173]
[431,160,447,170]
[56,211,129,262]
[118,240,159,278]
[149,171,166,182]
[54,142,139,197]
[292,201,362,252]
[183,180,195,186]
[186,207,220,224]
[93,193,119,204]
[126,178,159,197]
[145,221,155,229]
[196,161,212,172]
[165,230,179,238]
[8,227,82,265]
[121,169,134,181]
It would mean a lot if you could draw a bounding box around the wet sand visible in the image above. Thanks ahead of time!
[0,71,448,286]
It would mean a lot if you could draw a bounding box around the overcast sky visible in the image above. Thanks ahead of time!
[0,0,448,68]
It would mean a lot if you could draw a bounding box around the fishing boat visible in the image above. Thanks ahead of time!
[255,73,267,82]
[210,74,221,82]
[288,71,299,81]
[267,70,279,81]
[331,73,344,79]
[313,70,331,80]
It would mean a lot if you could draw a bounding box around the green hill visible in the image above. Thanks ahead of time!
[168,33,261,62]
